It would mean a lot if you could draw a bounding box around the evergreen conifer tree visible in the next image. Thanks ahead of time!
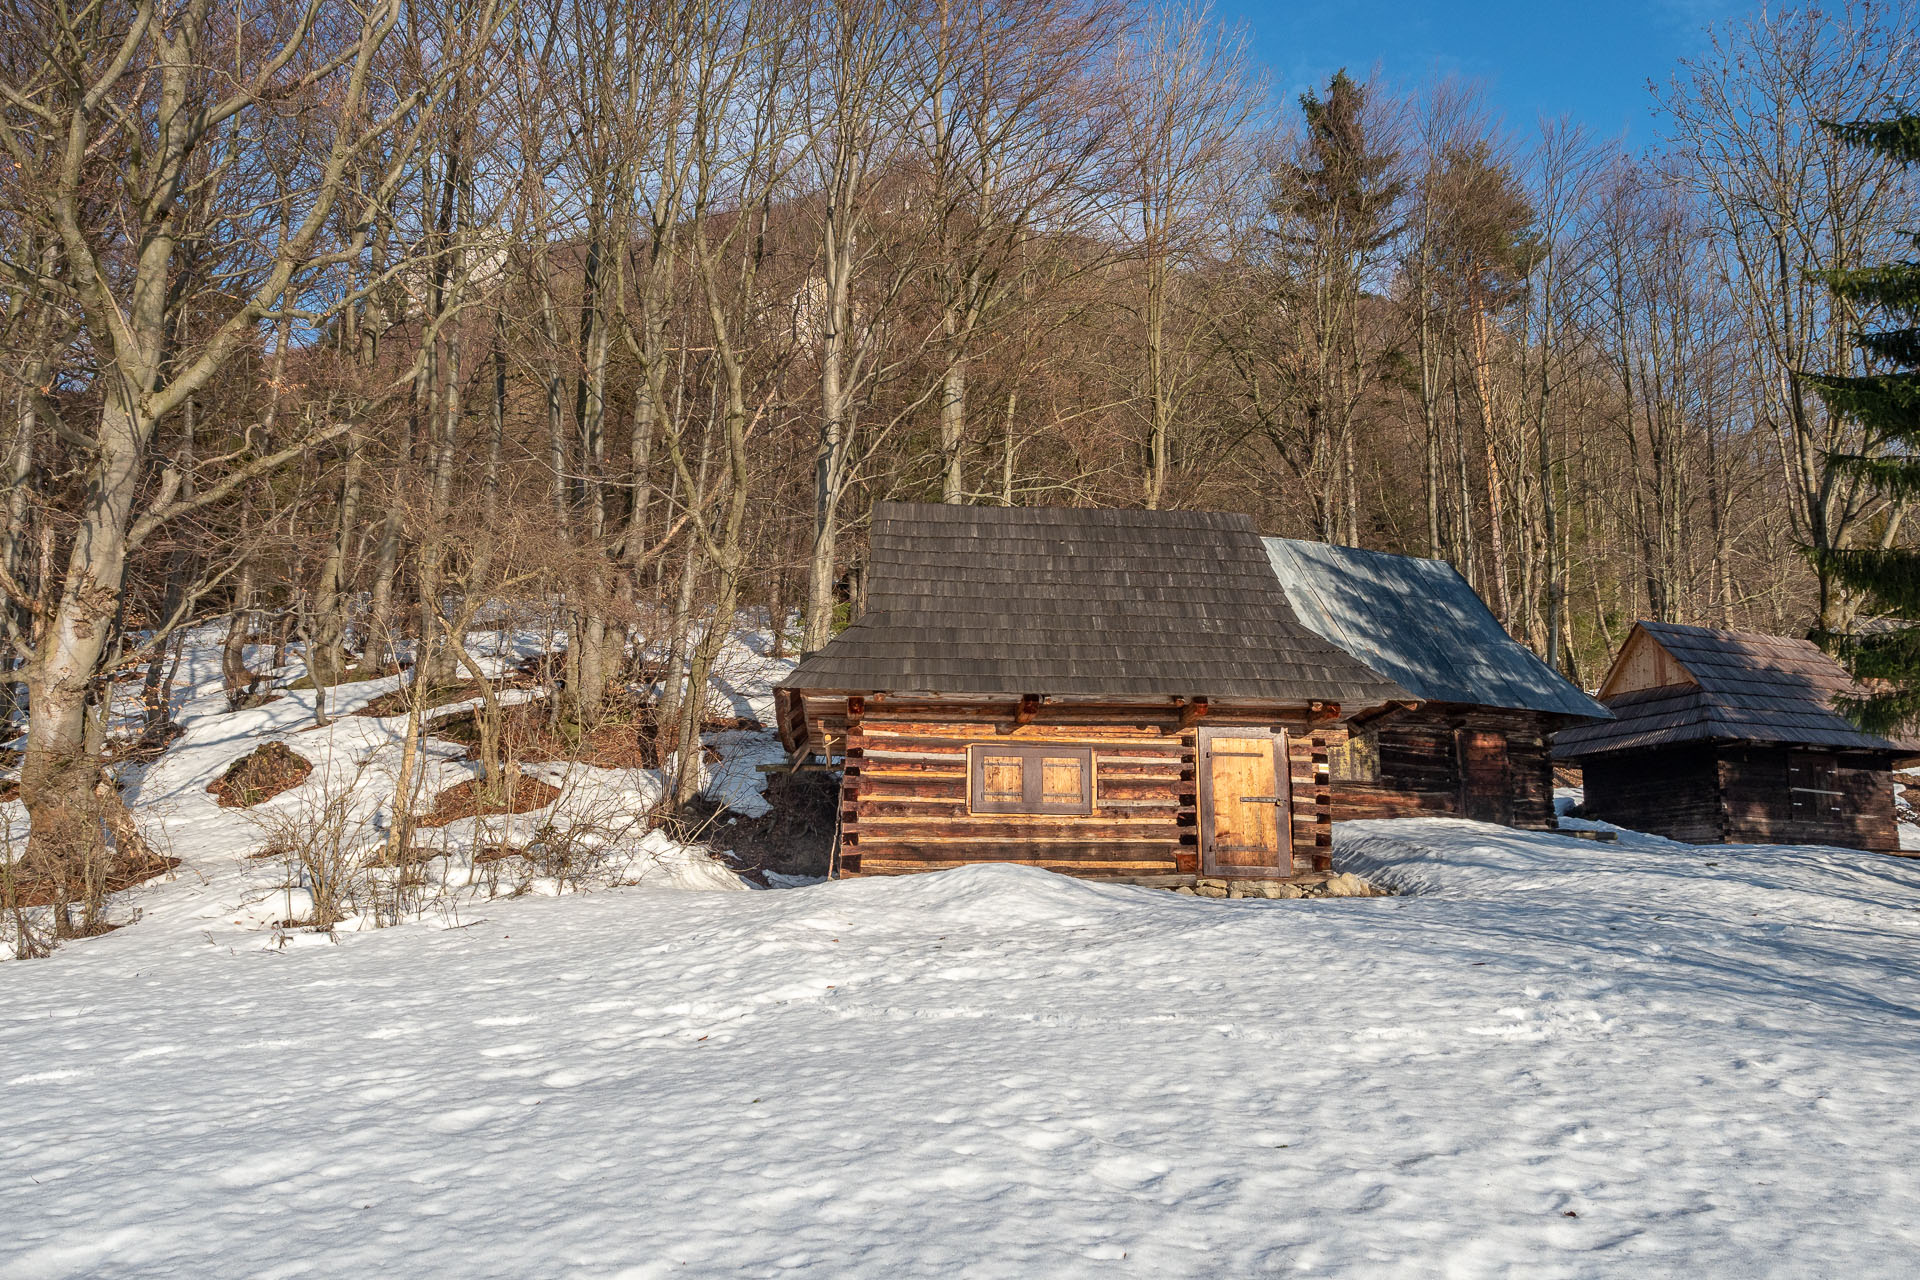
[1812,110,1920,733]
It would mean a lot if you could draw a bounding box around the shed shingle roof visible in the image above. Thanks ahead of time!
[781,504,1412,705]
[1262,538,1608,720]
[1552,620,1905,757]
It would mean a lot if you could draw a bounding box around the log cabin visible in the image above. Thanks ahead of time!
[1262,538,1609,829]
[773,504,1413,882]
[1552,621,1908,852]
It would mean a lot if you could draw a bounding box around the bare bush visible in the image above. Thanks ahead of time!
[249,755,384,930]
[1,817,49,960]
[519,770,663,890]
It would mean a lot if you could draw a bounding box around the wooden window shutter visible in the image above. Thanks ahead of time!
[968,744,1093,815]
[974,752,1029,812]
[1037,753,1090,812]
[1789,751,1843,821]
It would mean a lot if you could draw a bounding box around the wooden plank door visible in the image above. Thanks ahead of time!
[1788,751,1843,824]
[1456,729,1512,824]
[1198,727,1291,877]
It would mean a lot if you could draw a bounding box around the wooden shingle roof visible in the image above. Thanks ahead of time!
[1553,621,1904,758]
[781,503,1412,706]
[1263,538,1609,720]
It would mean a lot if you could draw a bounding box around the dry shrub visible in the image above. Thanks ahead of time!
[458,773,663,901]
[4,764,170,955]
[248,756,380,929]
[240,734,670,927]
[2,824,48,959]
[431,695,661,769]
[514,773,661,889]
[208,742,313,808]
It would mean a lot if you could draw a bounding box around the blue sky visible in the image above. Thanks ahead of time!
[1213,0,1753,143]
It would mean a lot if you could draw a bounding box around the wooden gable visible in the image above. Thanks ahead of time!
[1598,625,1699,699]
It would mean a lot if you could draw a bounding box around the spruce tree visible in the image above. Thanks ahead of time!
[1812,109,1920,734]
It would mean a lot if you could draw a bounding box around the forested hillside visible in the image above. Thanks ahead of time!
[2,0,1915,926]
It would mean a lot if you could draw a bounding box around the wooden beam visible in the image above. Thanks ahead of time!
[1170,697,1209,734]
[999,693,1042,733]
[756,738,811,776]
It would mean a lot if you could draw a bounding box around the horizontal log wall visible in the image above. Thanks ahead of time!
[1486,712,1555,830]
[1582,744,1898,851]
[1324,707,1558,830]
[1718,747,1897,853]
[1578,746,1723,843]
[831,699,1331,879]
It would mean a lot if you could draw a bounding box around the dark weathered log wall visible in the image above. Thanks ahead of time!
[1326,707,1559,830]
[818,699,1333,880]
[1718,746,1897,853]
[1579,743,1897,850]
[775,688,854,762]
[1577,746,1723,843]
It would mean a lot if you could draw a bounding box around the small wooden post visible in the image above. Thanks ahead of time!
[1176,696,1210,733]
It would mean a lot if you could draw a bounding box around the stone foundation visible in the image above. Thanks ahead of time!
[1174,871,1385,900]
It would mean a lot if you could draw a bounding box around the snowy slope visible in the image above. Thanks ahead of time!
[2,623,795,948]
[8,816,1920,1277]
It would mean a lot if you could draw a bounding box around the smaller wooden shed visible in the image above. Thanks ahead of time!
[1263,538,1610,829]
[1552,621,1908,852]
[774,503,1413,882]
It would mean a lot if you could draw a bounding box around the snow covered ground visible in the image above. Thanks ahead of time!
[2,622,793,943]
[9,807,1920,1276]
[8,637,1920,1274]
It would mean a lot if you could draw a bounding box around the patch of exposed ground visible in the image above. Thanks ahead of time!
[414,777,564,830]
[472,842,527,865]
[351,680,503,719]
[431,698,656,768]
[692,770,838,882]
[427,694,731,771]
[2,852,182,909]
[207,743,312,808]
[105,722,184,766]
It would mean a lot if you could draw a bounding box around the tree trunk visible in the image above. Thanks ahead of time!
[805,216,855,654]
[1143,255,1171,510]
[19,395,149,922]
[309,447,363,688]
[940,357,968,504]
[1,373,39,726]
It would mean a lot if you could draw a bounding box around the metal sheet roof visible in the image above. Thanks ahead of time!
[1262,537,1609,719]
[1553,620,1907,758]
[781,504,1412,705]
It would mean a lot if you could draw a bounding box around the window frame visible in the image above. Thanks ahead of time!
[966,743,1095,816]
[1788,750,1844,822]
[1329,726,1381,783]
